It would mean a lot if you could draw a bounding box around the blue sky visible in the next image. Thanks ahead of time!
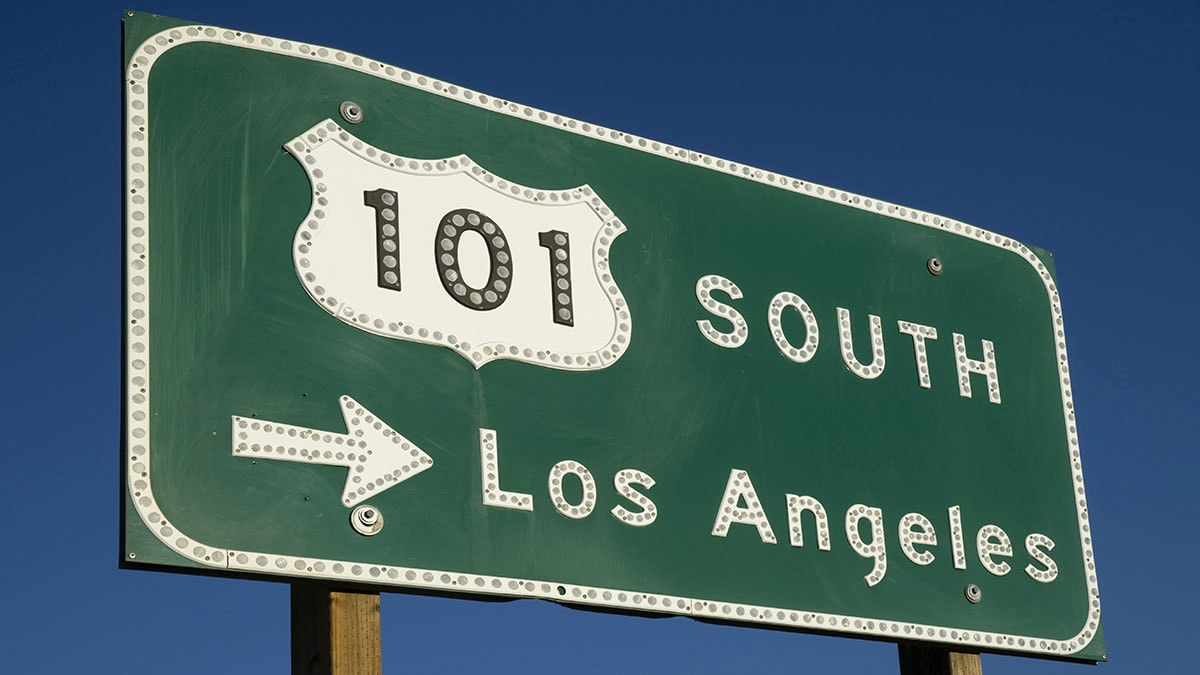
[4,1,1198,672]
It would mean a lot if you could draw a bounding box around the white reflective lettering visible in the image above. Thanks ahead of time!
[548,460,597,520]
[898,512,937,565]
[786,494,831,550]
[954,333,1001,404]
[711,469,777,544]
[695,275,748,348]
[1024,533,1059,583]
[845,504,887,586]
[948,505,967,570]
[976,524,1014,576]
[897,321,938,389]
[611,469,658,527]
[479,428,532,511]
[838,308,886,379]
[769,292,819,363]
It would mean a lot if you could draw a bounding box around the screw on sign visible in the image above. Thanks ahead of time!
[351,505,383,536]
[339,100,364,124]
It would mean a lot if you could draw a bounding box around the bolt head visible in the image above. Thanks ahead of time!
[350,504,383,536]
[340,101,364,124]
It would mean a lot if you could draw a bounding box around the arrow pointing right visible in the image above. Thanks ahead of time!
[232,395,433,507]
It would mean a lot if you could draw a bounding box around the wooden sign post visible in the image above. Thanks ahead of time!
[292,584,381,675]
[899,644,983,675]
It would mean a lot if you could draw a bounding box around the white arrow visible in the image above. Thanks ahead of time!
[231,395,433,507]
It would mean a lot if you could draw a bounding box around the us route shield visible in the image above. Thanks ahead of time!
[288,120,630,369]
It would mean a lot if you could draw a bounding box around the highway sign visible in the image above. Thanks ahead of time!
[122,12,1103,661]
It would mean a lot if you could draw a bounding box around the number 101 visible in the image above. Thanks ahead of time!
[364,189,576,326]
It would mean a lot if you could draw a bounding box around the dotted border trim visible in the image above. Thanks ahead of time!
[123,21,1099,656]
[288,120,631,370]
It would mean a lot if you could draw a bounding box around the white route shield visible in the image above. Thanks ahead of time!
[287,119,632,371]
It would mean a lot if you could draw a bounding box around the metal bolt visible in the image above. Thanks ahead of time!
[964,583,982,604]
[350,504,383,536]
[340,101,364,124]
[927,257,944,276]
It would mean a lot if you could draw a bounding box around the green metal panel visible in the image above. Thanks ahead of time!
[121,12,1103,661]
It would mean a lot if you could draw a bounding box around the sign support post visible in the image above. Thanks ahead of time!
[898,644,982,675]
[291,584,381,675]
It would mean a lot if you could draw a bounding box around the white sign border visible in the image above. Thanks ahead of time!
[122,18,1100,658]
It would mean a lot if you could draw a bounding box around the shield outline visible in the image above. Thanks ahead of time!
[287,119,632,371]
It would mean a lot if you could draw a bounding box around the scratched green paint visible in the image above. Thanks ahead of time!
[121,12,1102,661]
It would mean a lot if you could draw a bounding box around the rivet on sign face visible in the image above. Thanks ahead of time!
[340,101,364,124]
[350,504,383,536]
[927,257,944,276]
[964,583,982,604]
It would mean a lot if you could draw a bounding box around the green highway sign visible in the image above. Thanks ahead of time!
[122,13,1103,661]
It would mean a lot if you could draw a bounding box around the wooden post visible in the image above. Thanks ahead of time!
[292,583,382,675]
[898,643,982,675]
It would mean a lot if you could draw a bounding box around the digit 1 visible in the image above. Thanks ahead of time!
[539,230,574,327]
[363,189,402,290]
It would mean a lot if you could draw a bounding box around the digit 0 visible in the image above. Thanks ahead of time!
[435,209,512,310]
